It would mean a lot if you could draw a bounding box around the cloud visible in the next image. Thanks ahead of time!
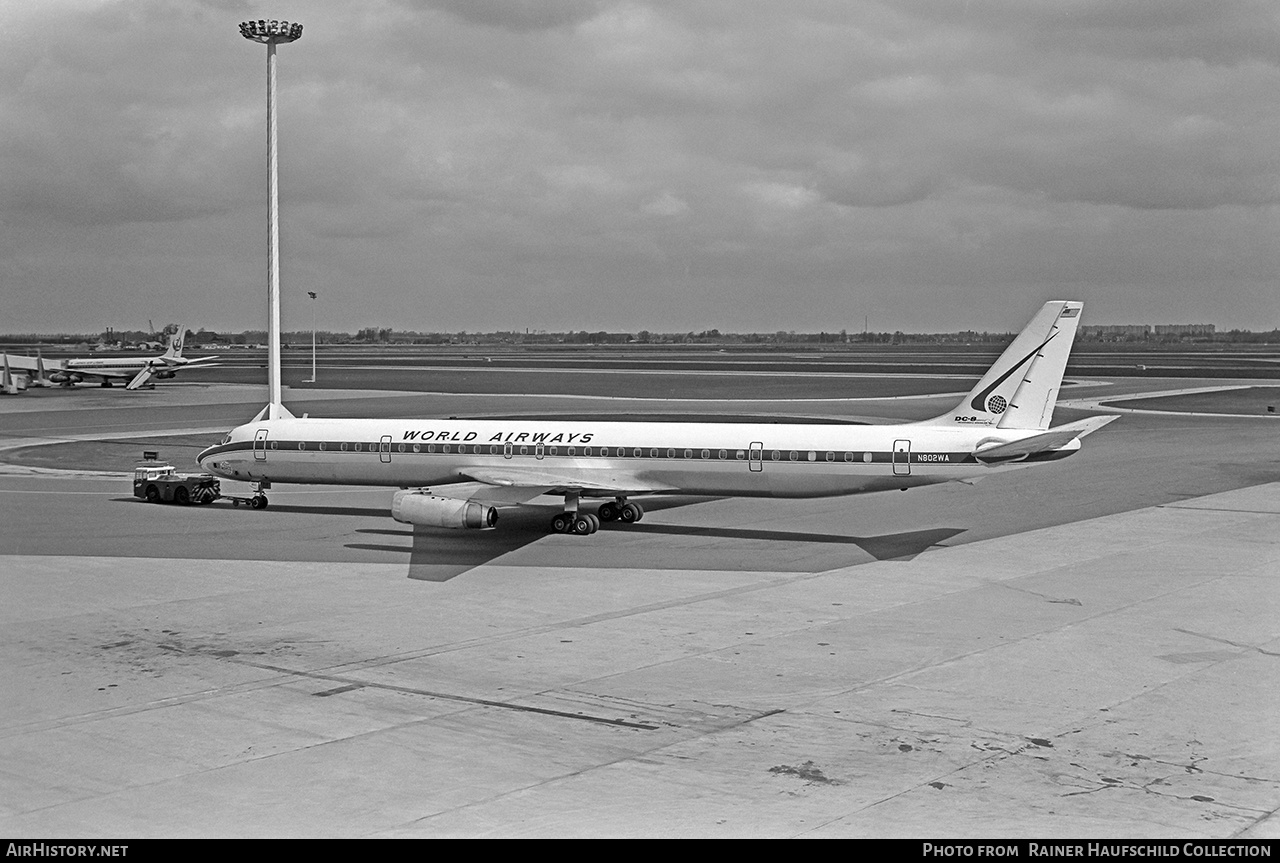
[2,0,1277,333]
[400,0,605,32]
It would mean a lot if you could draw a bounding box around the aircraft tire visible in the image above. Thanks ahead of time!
[586,514,599,533]
[572,515,594,535]
[551,513,572,533]
[598,502,619,522]
[250,495,268,510]
[620,503,643,523]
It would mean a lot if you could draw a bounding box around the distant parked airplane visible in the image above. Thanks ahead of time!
[199,301,1119,532]
[45,327,219,390]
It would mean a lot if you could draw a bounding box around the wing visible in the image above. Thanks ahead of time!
[418,465,677,507]
[975,415,1119,463]
[125,367,156,390]
[460,465,676,496]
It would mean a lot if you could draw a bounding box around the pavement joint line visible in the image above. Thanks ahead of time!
[305,572,804,677]
[740,522,1267,723]
[0,672,299,741]
[224,656,664,730]
[388,707,789,835]
[1173,627,1280,658]
[1158,504,1280,515]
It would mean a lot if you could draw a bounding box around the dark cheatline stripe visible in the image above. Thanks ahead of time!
[202,440,982,465]
[969,332,1057,412]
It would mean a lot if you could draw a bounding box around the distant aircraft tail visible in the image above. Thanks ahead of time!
[922,301,1084,431]
[163,326,186,359]
[2,353,24,394]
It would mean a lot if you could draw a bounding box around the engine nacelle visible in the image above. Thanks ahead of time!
[49,372,81,384]
[154,369,176,379]
[391,490,497,530]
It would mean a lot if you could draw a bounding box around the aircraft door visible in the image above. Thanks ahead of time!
[379,435,392,464]
[749,441,763,472]
[253,429,269,461]
[893,439,911,476]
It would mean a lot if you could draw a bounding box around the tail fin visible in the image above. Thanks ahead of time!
[163,326,186,359]
[2,354,20,394]
[923,300,1083,431]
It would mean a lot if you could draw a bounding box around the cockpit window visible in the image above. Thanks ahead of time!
[221,434,232,445]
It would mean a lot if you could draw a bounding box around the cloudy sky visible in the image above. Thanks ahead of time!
[2,0,1278,336]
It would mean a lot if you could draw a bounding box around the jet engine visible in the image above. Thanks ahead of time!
[391,490,498,529]
[154,369,176,379]
[48,372,82,384]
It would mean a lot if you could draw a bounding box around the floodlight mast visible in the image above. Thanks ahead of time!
[240,19,302,421]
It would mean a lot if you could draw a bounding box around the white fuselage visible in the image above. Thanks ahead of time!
[198,416,1075,499]
[64,357,158,379]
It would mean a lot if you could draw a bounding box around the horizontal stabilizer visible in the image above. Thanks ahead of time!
[461,466,675,496]
[974,415,1119,462]
[162,355,219,367]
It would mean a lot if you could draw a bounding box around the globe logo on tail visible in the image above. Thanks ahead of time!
[987,395,1007,414]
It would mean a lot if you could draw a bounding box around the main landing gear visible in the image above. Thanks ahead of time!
[548,493,645,536]
[597,499,645,524]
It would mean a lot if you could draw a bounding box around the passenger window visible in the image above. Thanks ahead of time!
[585,447,592,456]
[789,451,797,461]
[771,450,779,460]
[701,449,710,459]
[862,452,872,463]
[319,442,327,451]
[719,449,727,460]
[520,446,528,455]
[825,451,833,461]
[684,449,692,459]
[808,451,816,462]
[412,444,419,453]
[340,443,348,451]
[667,448,675,458]
[736,450,745,460]
[550,446,558,456]
[650,449,658,458]
[568,447,576,456]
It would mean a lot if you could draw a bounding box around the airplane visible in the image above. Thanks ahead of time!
[0,349,59,390]
[45,327,219,390]
[197,300,1119,533]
